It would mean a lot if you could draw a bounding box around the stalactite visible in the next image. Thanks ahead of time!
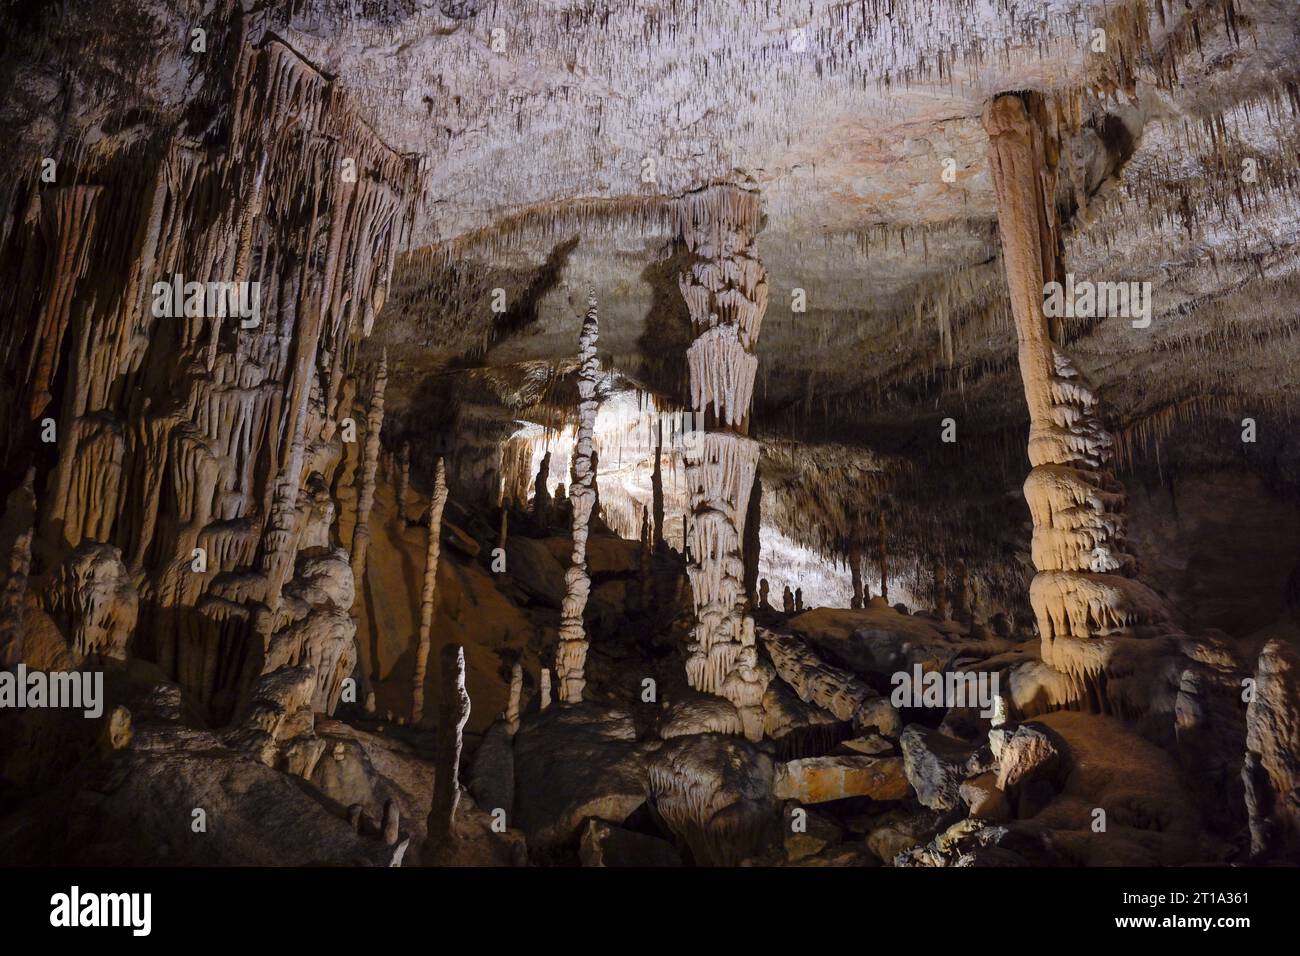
[350,350,387,588]
[411,458,449,725]
[424,643,470,862]
[556,294,600,704]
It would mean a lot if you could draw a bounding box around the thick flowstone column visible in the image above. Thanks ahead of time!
[676,185,772,741]
[555,294,600,704]
[983,93,1171,680]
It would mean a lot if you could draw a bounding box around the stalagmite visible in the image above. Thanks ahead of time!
[394,443,411,525]
[411,459,449,725]
[783,586,795,614]
[641,506,655,610]
[934,561,949,620]
[678,185,771,741]
[954,562,972,623]
[534,451,552,531]
[0,470,36,655]
[506,661,523,736]
[350,351,387,589]
[498,506,508,551]
[850,545,864,610]
[877,511,889,603]
[555,294,600,704]
[795,588,804,613]
[1244,640,1300,859]
[539,668,552,711]
[758,579,770,611]
[424,644,471,861]
[382,799,400,847]
[652,418,665,551]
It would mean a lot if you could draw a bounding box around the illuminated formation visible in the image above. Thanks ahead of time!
[677,185,771,742]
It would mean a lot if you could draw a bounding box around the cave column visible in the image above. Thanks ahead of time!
[555,294,600,704]
[677,185,771,741]
[983,93,1165,670]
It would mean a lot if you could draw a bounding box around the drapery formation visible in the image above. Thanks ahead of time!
[0,36,419,725]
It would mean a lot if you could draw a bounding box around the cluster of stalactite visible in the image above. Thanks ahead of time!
[555,294,600,704]
[676,185,771,742]
[0,35,419,726]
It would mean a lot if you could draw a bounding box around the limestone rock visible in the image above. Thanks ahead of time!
[900,725,995,811]
[773,755,909,804]
[648,733,776,866]
[512,704,648,853]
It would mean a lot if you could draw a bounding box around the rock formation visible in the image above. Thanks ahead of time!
[555,294,600,704]
[350,351,387,587]
[425,643,471,861]
[411,459,449,725]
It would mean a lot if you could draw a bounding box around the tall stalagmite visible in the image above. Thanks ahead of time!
[424,643,471,861]
[556,294,600,704]
[677,185,771,741]
[411,458,449,724]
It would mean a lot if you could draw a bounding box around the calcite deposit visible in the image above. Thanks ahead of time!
[0,0,1298,877]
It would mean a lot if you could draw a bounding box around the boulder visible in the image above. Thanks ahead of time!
[959,771,1010,822]
[648,733,776,866]
[512,703,648,852]
[900,724,994,810]
[774,755,909,804]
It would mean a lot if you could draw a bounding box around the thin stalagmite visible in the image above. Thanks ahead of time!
[350,350,387,588]
[411,458,449,725]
